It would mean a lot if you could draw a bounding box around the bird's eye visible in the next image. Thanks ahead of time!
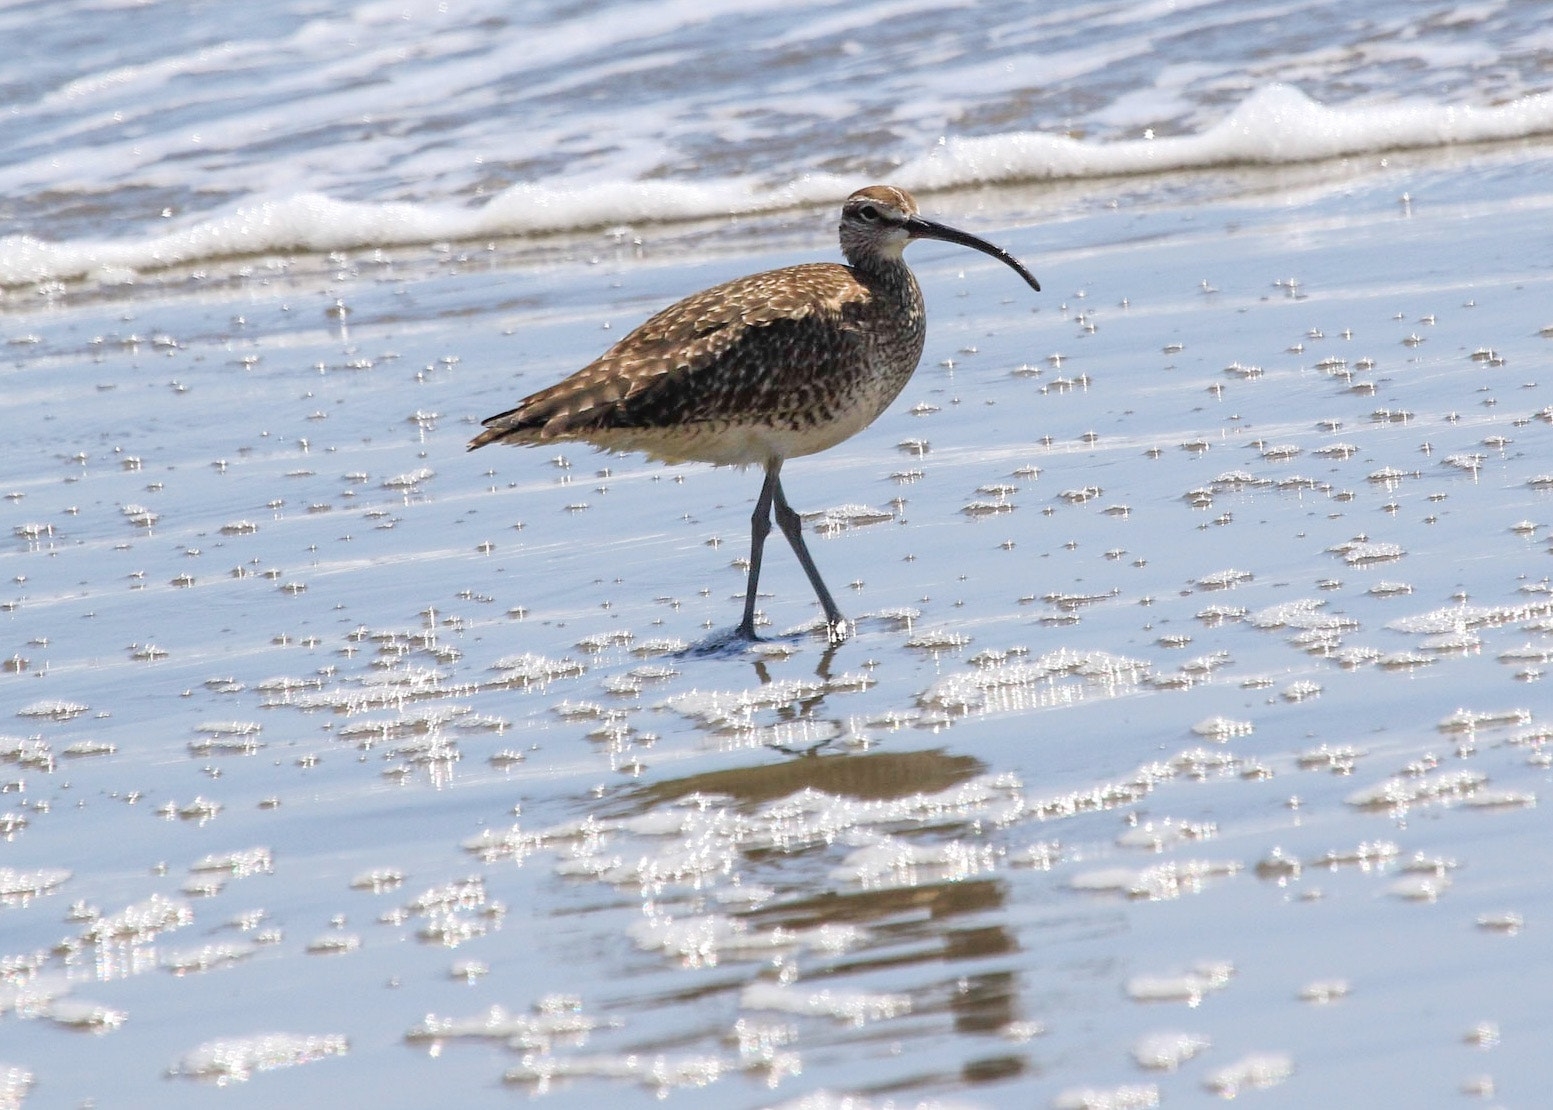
[858,205,880,221]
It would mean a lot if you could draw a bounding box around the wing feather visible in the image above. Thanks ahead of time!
[470,262,874,448]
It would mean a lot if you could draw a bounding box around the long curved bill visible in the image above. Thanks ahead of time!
[905,215,1041,293]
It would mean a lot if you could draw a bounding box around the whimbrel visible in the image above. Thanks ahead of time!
[469,184,1040,641]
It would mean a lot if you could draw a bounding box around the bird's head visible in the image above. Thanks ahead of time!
[839,185,1040,292]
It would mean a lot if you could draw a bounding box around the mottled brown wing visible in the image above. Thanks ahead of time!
[469,262,872,447]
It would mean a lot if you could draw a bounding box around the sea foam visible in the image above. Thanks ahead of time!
[4,85,1550,288]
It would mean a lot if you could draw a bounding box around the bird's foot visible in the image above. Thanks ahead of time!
[681,615,847,657]
[780,614,849,643]
[681,625,760,657]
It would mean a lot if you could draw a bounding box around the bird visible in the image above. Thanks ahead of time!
[468,184,1040,642]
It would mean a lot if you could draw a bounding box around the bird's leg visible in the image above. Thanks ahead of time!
[737,463,779,639]
[770,471,848,640]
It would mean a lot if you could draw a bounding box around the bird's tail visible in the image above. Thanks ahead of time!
[466,404,537,451]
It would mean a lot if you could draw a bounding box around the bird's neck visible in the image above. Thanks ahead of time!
[845,247,922,309]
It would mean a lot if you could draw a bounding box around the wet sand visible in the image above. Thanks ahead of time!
[4,148,1552,1106]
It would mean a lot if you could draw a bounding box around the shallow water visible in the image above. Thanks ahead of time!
[6,0,1553,284]
[5,1,1553,1106]
[5,139,1552,1105]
